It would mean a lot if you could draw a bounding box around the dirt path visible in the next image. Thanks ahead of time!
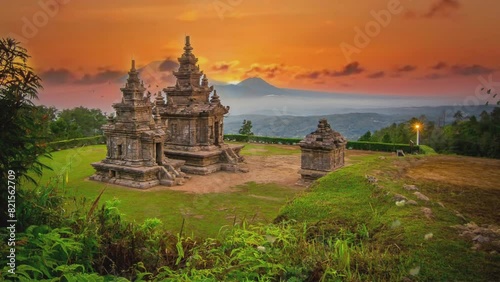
[147,149,385,194]
[148,154,302,193]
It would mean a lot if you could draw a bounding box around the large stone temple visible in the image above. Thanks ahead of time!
[155,36,245,175]
[299,119,347,181]
[90,60,187,188]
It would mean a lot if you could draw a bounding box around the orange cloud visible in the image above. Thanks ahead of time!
[243,63,288,79]
[211,60,240,72]
[295,62,365,80]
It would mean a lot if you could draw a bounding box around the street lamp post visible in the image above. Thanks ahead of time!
[415,124,420,145]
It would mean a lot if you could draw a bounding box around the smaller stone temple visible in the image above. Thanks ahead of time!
[299,119,347,181]
[156,36,245,175]
[90,60,187,188]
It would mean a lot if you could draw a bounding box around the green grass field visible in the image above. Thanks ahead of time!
[26,144,302,237]
[235,142,301,156]
[23,144,500,280]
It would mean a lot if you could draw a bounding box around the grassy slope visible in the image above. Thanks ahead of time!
[27,144,301,237]
[278,154,500,281]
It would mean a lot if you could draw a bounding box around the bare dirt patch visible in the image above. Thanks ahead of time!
[147,148,383,194]
[406,156,500,191]
[244,148,268,154]
[403,155,500,223]
[155,154,302,194]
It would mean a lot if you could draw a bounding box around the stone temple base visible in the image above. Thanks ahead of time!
[180,163,221,175]
[90,159,187,189]
[299,168,340,181]
[166,145,245,175]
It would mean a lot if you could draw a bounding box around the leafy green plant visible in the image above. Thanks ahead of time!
[1,37,52,225]
[16,180,65,231]
[1,225,84,280]
[418,144,437,155]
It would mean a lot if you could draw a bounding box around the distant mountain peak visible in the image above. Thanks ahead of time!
[237,77,278,90]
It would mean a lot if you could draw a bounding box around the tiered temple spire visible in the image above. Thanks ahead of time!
[210,90,220,104]
[157,36,245,175]
[184,35,193,54]
[165,36,215,105]
[121,59,146,102]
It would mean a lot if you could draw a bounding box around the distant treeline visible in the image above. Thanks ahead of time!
[359,108,500,159]
[33,105,108,142]
[36,105,499,158]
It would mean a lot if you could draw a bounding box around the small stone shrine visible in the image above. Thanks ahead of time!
[156,36,245,175]
[299,119,347,181]
[90,60,187,188]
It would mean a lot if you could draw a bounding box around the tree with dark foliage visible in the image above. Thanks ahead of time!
[369,110,500,158]
[358,131,371,141]
[50,106,107,141]
[239,119,254,135]
[0,38,51,225]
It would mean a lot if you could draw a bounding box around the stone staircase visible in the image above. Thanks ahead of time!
[221,147,248,173]
[158,161,188,186]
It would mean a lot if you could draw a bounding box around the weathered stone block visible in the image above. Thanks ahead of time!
[299,119,347,181]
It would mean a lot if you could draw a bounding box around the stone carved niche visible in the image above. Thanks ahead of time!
[299,119,347,181]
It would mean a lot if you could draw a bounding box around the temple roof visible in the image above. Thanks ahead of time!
[299,119,347,149]
[122,60,145,92]
[183,35,193,54]
[176,36,199,72]
[162,36,225,108]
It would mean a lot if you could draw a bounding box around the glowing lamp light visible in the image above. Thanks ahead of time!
[414,123,421,145]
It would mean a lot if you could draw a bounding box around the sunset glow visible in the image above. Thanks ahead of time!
[1,0,499,110]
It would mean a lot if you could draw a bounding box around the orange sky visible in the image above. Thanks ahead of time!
[1,0,500,109]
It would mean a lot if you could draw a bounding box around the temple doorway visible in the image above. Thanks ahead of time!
[156,143,163,165]
[214,121,220,145]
